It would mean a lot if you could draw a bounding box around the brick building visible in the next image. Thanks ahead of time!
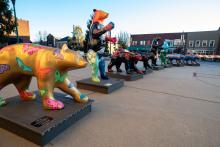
[9,18,30,43]
[0,18,30,48]
[130,28,220,55]
[130,32,186,52]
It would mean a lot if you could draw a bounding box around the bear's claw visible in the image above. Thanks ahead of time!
[91,77,100,83]
[74,93,89,103]
[19,90,36,101]
[43,98,64,110]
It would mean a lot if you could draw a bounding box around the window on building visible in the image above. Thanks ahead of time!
[202,40,207,47]
[140,41,146,45]
[209,40,215,47]
[174,39,182,46]
[170,40,173,47]
[147,40,151,45]
[195,40,200,47]
[132,41,138,45]
[189,40,194,47]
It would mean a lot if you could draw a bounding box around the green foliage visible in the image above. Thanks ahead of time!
[0,0,16,43]
[67,37,74,49]
[83,15,93,53]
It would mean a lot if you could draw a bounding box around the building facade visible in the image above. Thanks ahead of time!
[47,34,57,47]
[130,28,220,55]
[0,18,30,48]
[130,32,186,52]
[56,36,69,48]
[217,35,220,55]
[9,18,30,43]
[186,28,220,55]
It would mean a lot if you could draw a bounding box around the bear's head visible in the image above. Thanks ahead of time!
[92,9,109,24]
[60,44,87,69]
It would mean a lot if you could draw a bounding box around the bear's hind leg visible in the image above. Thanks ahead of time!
[13,75,36,101]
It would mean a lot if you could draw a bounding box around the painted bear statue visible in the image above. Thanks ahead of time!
[0,43,89,110]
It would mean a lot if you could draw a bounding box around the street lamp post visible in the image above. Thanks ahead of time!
[11,0,19,43]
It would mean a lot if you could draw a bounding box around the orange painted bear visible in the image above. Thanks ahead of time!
[0,43,89,110]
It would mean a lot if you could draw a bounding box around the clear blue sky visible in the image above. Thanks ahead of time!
[12,0,220,41]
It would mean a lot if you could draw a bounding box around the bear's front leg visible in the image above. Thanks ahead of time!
[0,96,6,106]
[37,78,64,110]
[56,78,88,103]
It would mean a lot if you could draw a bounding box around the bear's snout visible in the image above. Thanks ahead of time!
[79,57,88,67]
[77,54,88,68]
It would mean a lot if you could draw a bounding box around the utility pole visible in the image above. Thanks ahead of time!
[11,0,19,43]
[109,31,112,54]
[182,31,187,54]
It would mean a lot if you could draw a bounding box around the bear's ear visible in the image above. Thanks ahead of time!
[61,43,68,52]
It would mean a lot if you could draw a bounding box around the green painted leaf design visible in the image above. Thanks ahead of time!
[16,57,32,72]
[39,88,48,96]
[23,65,33,72]
[60,72,68,82]
[55,70,67,83]
[55,70,61,82]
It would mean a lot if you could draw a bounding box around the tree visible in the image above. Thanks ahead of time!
[35,30,48,43]
[0,0,16,43]
[68,25,85,50]
[72,25,84,50]
[117,31,130,49]
[35,31,42,42]
[11,0,19,43]
[67,37,73,49]
[72,25,84,43]
[83,15,93,53]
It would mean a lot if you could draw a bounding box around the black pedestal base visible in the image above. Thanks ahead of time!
[164,64,172,68]
[152,65,164,70]
[185,63,200,66]
[106,72,143,81]
[0,93,93,146]
[76,78,124,94]
[143,69,153,75]
[172,63,184,67]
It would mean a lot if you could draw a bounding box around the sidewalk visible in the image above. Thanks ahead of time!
[0,62,220,147]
